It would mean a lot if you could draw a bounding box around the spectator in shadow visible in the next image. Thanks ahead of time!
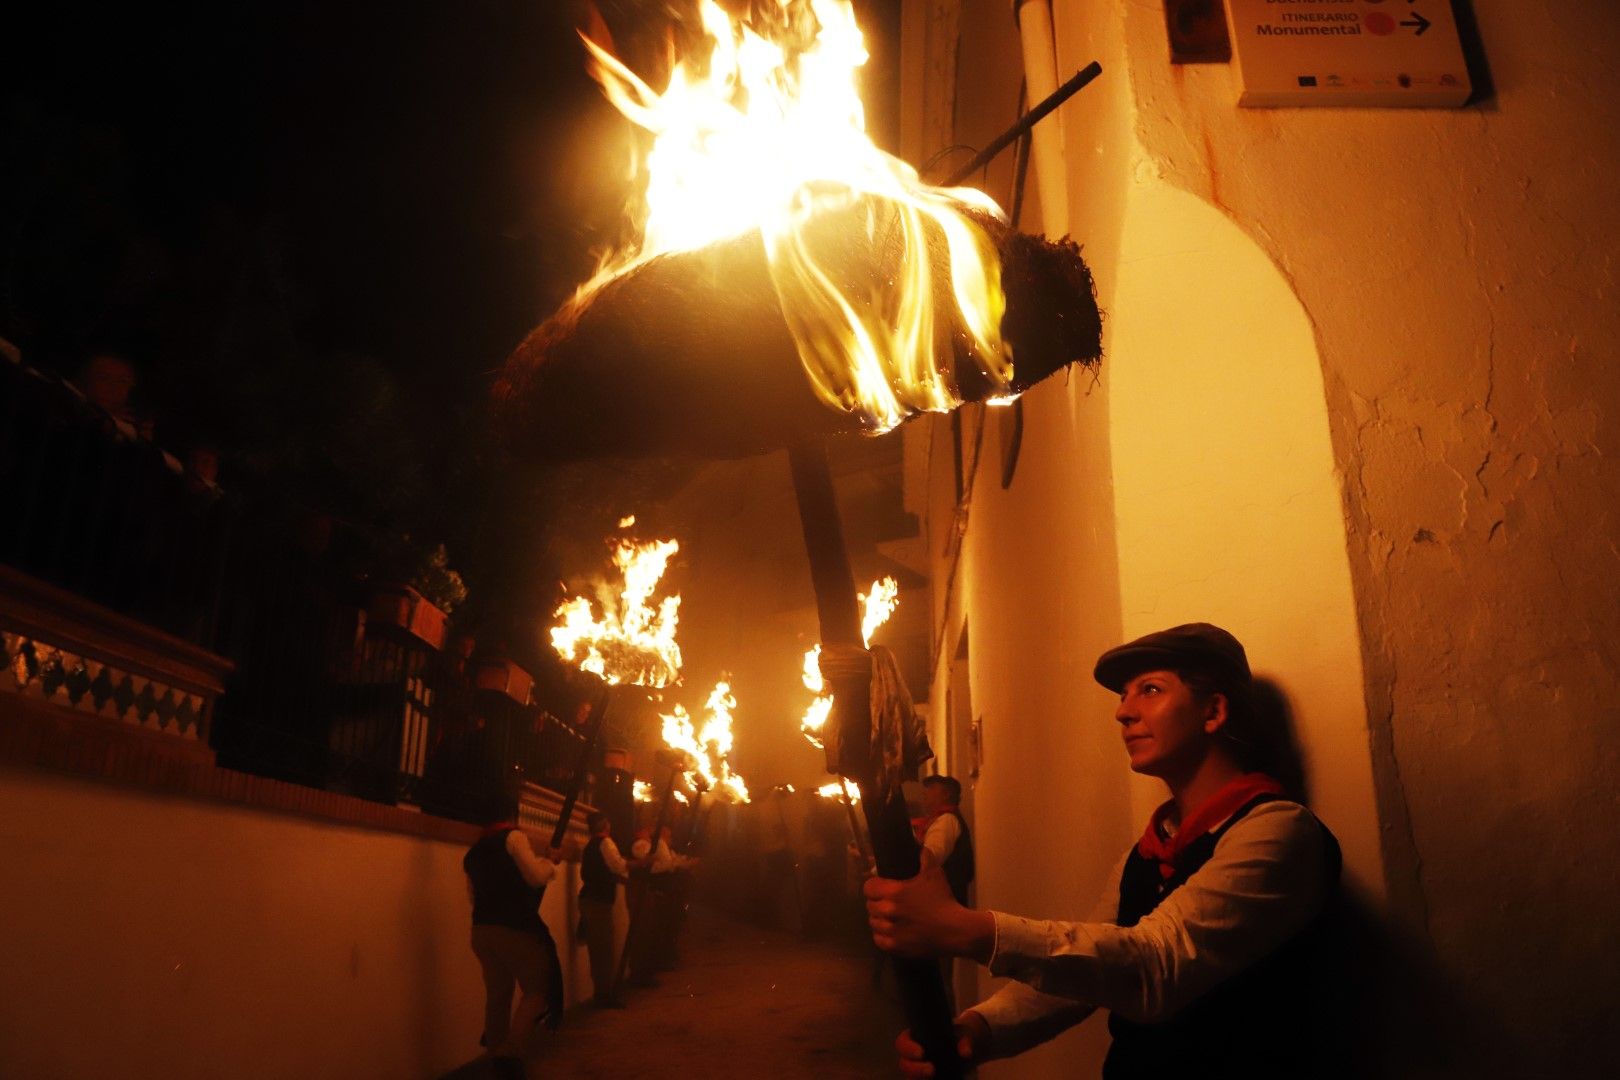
[73,351,137,421]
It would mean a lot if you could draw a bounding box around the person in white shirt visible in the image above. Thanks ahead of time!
[917,776,973,906]
[865,624,1342,1078]
[579,812,632,1008]
[630,824,699,975]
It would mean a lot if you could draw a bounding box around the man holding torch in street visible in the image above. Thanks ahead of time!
[580,811,635,1009]
[463,787,568,1078]
[863,624,1343,1078]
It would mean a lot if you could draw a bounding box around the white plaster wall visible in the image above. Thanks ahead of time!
[0,768,584,1080]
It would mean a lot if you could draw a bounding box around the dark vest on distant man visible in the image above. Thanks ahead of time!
[580,835,618,904]
[463,827,544,934]
[937,808,975,906]
[1103,795,1345,1080]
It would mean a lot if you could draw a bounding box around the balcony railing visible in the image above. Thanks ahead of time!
[1,350,591,825]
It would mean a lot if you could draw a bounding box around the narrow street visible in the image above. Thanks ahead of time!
[444,906,903,1079]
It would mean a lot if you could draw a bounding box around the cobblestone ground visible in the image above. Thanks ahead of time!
[441,906,902,1079]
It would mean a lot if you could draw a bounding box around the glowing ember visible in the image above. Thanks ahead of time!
[634,779,654,802]
[800,576,897,749]
[577,0,1013,431]
[618,514,637,528]
[661,680,751,803]
[550,537,682,687]
[815,779,859,804]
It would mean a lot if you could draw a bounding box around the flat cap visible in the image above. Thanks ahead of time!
[1093,623,1251,694]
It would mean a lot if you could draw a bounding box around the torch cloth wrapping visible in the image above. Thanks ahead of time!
[828,644,933,800]
[494,208,1101,463]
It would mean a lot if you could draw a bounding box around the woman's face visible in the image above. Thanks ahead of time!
[1114,669,1223,779]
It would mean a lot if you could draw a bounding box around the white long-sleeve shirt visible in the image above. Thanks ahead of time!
[597,835,630,879]
[967,800,1329,1060]
[465,828,559,907]
[506,829,558,888]
[921,812,962,864]
[630,837,692,873]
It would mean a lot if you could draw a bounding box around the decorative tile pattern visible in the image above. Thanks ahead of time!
[0,624,210,740]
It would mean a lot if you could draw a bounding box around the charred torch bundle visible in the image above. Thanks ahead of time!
[494,0,1101,462]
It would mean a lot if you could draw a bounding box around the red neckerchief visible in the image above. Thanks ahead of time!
[479,821,517,838]
[1137,773,1285,880]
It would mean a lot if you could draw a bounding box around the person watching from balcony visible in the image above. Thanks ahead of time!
[70,351,141,436]
[183,439,222,497]
[463,788,566,1078]
[580,811,632,1008]
[865,623,1343,1078]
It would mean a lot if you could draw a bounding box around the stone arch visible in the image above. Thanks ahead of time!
[1105,178,1383,892]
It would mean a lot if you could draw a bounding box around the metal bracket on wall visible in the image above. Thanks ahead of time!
[1165,0,1232,64]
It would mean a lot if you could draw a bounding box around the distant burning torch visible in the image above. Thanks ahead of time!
[545,534,684,846]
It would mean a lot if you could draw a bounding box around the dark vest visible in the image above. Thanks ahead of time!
[580,835,618,904]
[937,809,975,906]
[1103,795,1345,1080]
[463,828,545,933]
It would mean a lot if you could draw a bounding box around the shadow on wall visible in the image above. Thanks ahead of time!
[1328,889,1525,1078]
[1248,677,1309,805]
[1256,678,1522,1077]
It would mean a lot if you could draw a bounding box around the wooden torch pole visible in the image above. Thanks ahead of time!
[611,757,682,998]
[787,440,963,1080]
[549,686,613,848]
[836,779,871,864]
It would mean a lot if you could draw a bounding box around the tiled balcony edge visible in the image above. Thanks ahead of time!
[0,692,481,845]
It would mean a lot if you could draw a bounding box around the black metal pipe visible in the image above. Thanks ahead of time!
[942,61,1102,187]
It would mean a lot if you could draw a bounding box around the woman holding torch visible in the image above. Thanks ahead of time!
[864,624,1344,1078]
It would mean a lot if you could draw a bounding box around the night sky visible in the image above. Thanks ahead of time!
[5,0,627,516]
[1,2,651,648]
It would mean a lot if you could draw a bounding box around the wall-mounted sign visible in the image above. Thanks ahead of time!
[1224,0,1471,106]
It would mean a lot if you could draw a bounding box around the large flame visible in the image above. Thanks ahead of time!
[550,537,682,687]
[815,778,859,804]
[662,679,751,803]
[577,0,1012,431]
[799,576,897,749]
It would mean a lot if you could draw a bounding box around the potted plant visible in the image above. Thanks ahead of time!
[367,543,466,651]
[472,650,534,704]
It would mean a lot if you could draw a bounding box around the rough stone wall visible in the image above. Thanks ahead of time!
[1083,0,1620,1070]
[908,0,1619,1073]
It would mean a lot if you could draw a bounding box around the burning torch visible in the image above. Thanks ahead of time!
[547,535,685,847]
[497,3,1103,1074]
